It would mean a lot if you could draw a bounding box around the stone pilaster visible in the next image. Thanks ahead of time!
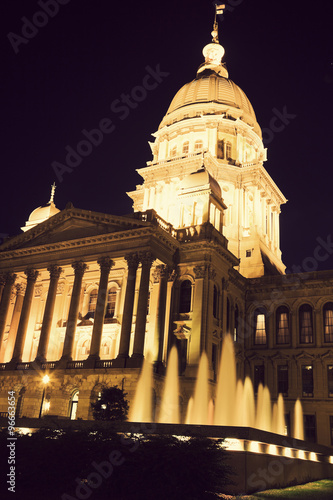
[35,265,63,364]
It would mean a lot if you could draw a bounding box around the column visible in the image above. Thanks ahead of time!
[113,253,139,367]
[0,273,16,351]
[153,265,168,368]
[35,265,63,364]
[85,257,114,367]
[1,284,25,363]
[9,269,39,366]
[58,262,88,366]
[0,275,5,302]
[129,252,155,366]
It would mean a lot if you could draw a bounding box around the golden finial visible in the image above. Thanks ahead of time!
[49,182,56,204]
[212,4,225,44]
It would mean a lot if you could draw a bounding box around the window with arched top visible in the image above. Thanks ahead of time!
[217,139,224,159]
[213,285,218,319]
[182,141,189,155]
[226,141,232,160]
[179,280,192,314]
[276,306,290,344]
[254,307,267,345]
[234,305,239,342]
[170,146,177,157]
[299,304,313,344]
[106,287,117,318]
[323,302,333,343]
[88,289,98,316]
[194,140,203,152]
[69,391,79,420]
[226,297,230,332]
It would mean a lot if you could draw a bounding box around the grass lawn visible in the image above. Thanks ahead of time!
[231,479,333,499]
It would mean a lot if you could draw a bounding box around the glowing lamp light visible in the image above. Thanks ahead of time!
[297,449,306,460]
[42,375,50,384]
[310,452,318,462]
[330,456,333,464]
[248,441,261,454]
[267,444,279,456]
[283,447,293,458]
[224,438,245,451]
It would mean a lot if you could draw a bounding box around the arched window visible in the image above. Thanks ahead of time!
[170,146,177,157]
[299,304,313,343]
[69,391,79,420]
[276,306,290,344]
[88,289,98,317]
[254,307,267,345]
[217,139,224,159]
[226,297,230,332]
[194,140,203,152]
[182,141,189,155]
[179,280,192,314]
[323,302,333,343]
[15,387,26,418]
[213,285,218,319]
[106,287,117,318]
[234,305,239,341]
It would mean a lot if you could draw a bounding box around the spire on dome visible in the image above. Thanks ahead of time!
[197,4,228,79]
[212,4,225,44]
[49,182,56,204]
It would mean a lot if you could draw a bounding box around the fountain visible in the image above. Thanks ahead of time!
[131,334,303,438]
[126,335,333,495]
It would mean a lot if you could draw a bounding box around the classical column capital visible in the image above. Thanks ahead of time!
[153,264,171,283]
[24,268,39,282]
[47,265,63,280]
[15,283,26,296]
[97,257,114,273]
[72,261,88,277]
[4,273,17,286]
[125,253,140,271]
[138,251,155,268]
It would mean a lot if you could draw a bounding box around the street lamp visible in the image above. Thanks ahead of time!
[39,374,50,418]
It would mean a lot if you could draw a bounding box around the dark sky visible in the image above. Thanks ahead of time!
[1,0,332,273]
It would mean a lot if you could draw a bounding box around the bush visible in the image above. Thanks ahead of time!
[91,386,129,421]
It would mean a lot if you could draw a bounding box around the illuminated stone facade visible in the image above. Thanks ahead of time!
[0,25,333,448]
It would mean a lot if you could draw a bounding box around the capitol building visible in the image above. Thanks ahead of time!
[1,14,333,447]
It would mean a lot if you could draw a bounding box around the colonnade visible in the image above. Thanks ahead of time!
[0,251,170,369]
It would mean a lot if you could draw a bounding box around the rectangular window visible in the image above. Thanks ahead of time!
[254,365,265,394]
[324,308,333,342]
[212,344,218,383]
[277,365,289,397]
[302,365,314,397]
[304,414,316,443]
[255,314,267,345]
[246,250,252,258]
[276,312,290,344]
[284,413,290,437]
[328,366,333,397]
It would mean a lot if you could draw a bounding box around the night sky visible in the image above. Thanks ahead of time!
[1,0,332,273]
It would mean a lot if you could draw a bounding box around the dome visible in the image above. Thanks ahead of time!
[28,203,60,223]
[180,168,221,199]
[21,184,60,232]
[160,73,261,137]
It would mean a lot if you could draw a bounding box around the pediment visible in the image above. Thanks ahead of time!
[0,208,148,251]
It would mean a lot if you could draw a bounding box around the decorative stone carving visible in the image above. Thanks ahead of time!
[125,253,140,271]
[34,286,43,297]
[193,265,206,279]
[48,265,63,280]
